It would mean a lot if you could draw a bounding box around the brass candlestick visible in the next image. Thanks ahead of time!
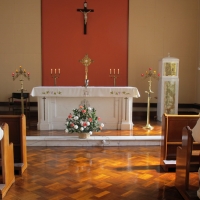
[51,68,60,86]
[141,68,160,130]
[109,69,119,86]
[12,66,30,114]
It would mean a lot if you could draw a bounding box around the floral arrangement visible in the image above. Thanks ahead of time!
[65,105,104,135]
[141,68,160,80]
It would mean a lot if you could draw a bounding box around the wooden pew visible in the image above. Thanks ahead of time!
[160,113,200,171]
[0,115,27,175]
[0,123,15,199]
[175,126,200,200]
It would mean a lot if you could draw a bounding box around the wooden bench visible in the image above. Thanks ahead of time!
[0,115,27,175]
[160,113,200,171]
[0,123,15,198]
[175,126,200,200]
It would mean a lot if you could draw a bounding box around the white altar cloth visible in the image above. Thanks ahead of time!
[31,86,140,130]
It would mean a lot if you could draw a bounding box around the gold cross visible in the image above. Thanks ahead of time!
[79,54,94,80]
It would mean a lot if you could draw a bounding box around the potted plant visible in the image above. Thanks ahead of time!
[65,105,104,139]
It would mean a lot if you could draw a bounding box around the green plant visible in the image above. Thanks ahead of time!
[65,105,104,134]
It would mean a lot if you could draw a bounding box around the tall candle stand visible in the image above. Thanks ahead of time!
[141,68,160,130]
[12,66,30,114]
[51,68,60,86]
[109,69,119,86]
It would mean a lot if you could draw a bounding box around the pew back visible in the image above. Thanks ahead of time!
[160,113,200,171]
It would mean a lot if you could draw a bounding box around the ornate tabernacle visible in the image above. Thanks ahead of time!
[157,54,179,121]
[11,66,30,114]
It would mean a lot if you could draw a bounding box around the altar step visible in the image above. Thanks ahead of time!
[26,135,161,146]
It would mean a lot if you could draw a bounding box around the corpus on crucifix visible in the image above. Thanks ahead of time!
[77,1,94,34]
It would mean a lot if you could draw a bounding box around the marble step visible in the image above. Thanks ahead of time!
[26,135,161,146]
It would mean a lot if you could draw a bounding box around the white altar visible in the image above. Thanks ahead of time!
[31,86,140,130]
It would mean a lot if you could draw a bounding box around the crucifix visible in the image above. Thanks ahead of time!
[77,1,94,34]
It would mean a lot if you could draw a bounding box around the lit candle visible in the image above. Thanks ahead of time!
[118,69,119,74]
[114,69,115,74]
[58,69,60,74]
[110,69,111,74]
[55,69,56,74]
[51,69,52,74]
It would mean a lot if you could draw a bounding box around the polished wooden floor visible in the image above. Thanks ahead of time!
[3,120,199,199]
[27,120,162,136]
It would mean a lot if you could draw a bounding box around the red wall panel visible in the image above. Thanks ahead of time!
[42,0,128,86]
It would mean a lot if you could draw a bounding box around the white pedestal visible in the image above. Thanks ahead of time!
[157,57,179,121]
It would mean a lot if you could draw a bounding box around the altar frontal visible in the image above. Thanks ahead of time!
[31,86,140,131]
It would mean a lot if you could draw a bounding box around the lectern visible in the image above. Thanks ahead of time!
[157,56,179,121]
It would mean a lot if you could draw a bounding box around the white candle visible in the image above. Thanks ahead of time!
[118,69,119,74]
[110,69,111,74]
[114,69,115,74]
[58,69,60,74]
[51,69,52,74]
[55,69,56,74]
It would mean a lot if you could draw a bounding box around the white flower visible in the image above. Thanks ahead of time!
[74,116,79,120]
[65,129,69,133]
[86,122,90,126]
[101,123,104,127]
[66,122,69,125]
[88,107,92,111]
[89,131,92,135]
[80,127,84,131]
[80,121,83,125]
[74,125,78,129]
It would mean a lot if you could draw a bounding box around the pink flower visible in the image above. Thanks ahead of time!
[88,118,92,122]
[149,68,152,70]
[70,123,74,127]
[83,122,87,127]
[82,110,86,113]
[158,73,160,76]
[79,105,83,109]
[98,117,101,121]
[141,73,144,77]
[68,114,73,119]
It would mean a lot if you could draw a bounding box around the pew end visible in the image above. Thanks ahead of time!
[0,114,27,175]
[175,126,200,200]
[0,123,15,199]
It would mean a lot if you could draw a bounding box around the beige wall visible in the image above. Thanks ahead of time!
[0,0,200,105]
[128,0,200,103]
[0,0,41,102]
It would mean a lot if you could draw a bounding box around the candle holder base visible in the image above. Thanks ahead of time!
[143,124,154,130]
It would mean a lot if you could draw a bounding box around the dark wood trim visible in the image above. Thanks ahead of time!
[133,103,200,109]
[0,102,199,121]
[0,102,37,107]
